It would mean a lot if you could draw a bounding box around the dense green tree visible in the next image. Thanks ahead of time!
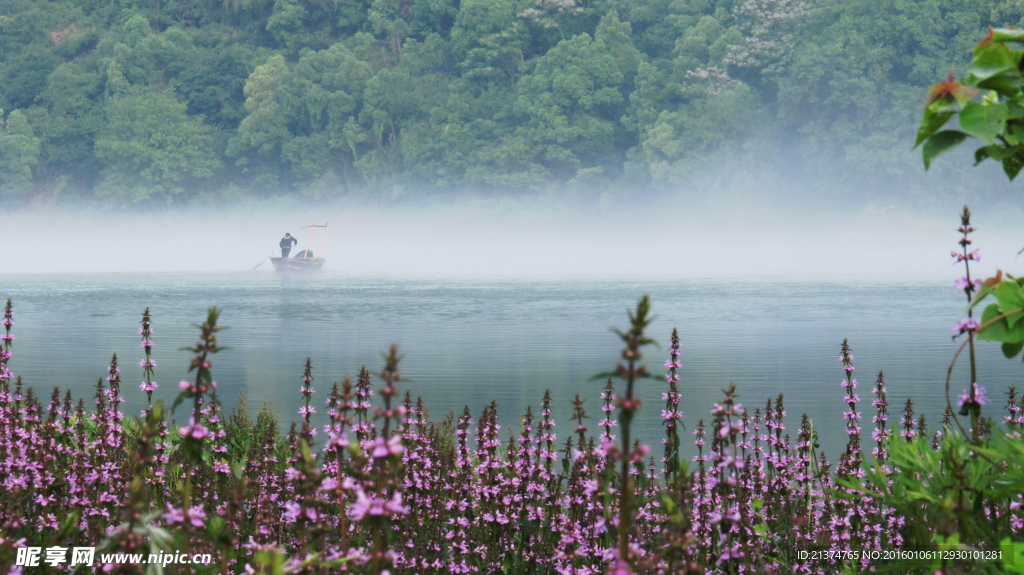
[451,0,528,86]
[368,0,414,60]
[777,0,999,184]
[229,44,373,192]
[410,0,458,39]
[499,13,641,185]
[31,65,105,189]
[94,87,221,202]
[0,5,62,111]
[0,0,1011,204]
[266,0,308,50]
[0,109,41,195]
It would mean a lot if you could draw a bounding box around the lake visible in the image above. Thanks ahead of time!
[0,272,1014,461]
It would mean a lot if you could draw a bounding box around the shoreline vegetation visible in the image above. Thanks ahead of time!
[0,209,1023,574]
[0,0,1018,205]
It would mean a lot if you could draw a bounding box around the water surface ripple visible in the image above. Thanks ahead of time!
[1,272,1011,460]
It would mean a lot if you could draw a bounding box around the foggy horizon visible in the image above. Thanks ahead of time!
[3,191,1022,281]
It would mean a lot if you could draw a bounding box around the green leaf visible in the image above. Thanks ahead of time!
[993,27,1024,43]
[979,302,1024,343]
[171,392,187,413]
[995,281,1024,327]
[1005,153,1024,180]
[999,537,1024,574]
[979,302,1004,341]
[922,130,969,169]
[975,146,992,165]
[1008,100,1024,120]
[915,110,955,148]
[1003,340,1024,359]
[986,144,1012,161]
[753,522,768,541]
[977,72,1024,98]
[959,102,1007,143]
[971,43,1014,80]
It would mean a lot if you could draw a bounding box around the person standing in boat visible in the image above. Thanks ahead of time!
[279,233,298,257]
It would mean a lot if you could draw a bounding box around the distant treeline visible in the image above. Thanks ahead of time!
[0,0,1009,204]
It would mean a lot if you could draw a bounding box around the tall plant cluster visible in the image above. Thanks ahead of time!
[1,213,1024,573]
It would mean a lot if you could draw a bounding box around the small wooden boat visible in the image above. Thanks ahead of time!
[270,255,325,271]
[270,221,328,272]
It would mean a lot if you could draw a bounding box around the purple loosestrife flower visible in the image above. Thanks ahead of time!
[282,501,302,523]
[139,309,158,414]
[178,417,210,440]
[600,380,618,444]
[1,299,14,384]
[171,308,222,554]
[607,559,631,575]
[299,358,316,444]
[953,206,984,437]
[327,431,350,449]
[593,296,655,574]
[1007,386,1024,435]
[371,435,404,458]
[871,372,890,460]
[951,249,981,262]
[662,328,683,479]
[901,399,916,440]
[955,277,982,290]
[958,383,987,408]
[164,504,207,528]
[952,317,980,335]
[348,487,409,521]
[838,341,862,455]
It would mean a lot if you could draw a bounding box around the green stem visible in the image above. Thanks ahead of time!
[618,358,634,564]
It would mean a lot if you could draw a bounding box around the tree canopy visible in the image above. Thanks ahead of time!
[0,0,1015,204]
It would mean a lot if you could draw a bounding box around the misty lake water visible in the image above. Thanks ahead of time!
[1,272,1017,460]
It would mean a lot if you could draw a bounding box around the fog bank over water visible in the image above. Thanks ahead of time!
[3,196,1021,280]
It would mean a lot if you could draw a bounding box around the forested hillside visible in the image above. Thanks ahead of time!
[0,0,1013,204]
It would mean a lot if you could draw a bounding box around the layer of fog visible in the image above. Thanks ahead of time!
[3,188,1021,281]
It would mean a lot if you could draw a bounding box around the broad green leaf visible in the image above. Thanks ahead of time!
[922,130,968,169]
[1003,340,1024,359]
[971,43,1014,80]
[977,72,1024,98]
[1008,100,1024,120]
[979,302,1024,343]
[959,102,1007,143]
[914,110,954,148]
[975,146,992,165]
[995,281,1024,327]
[979,302,1005,341]
[171,392,187,413]
[1005,153,1024,180]
[999,537,1024,574]
[753,522,767,539]
[986,144,1012,161]
[993,27,1024,43]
